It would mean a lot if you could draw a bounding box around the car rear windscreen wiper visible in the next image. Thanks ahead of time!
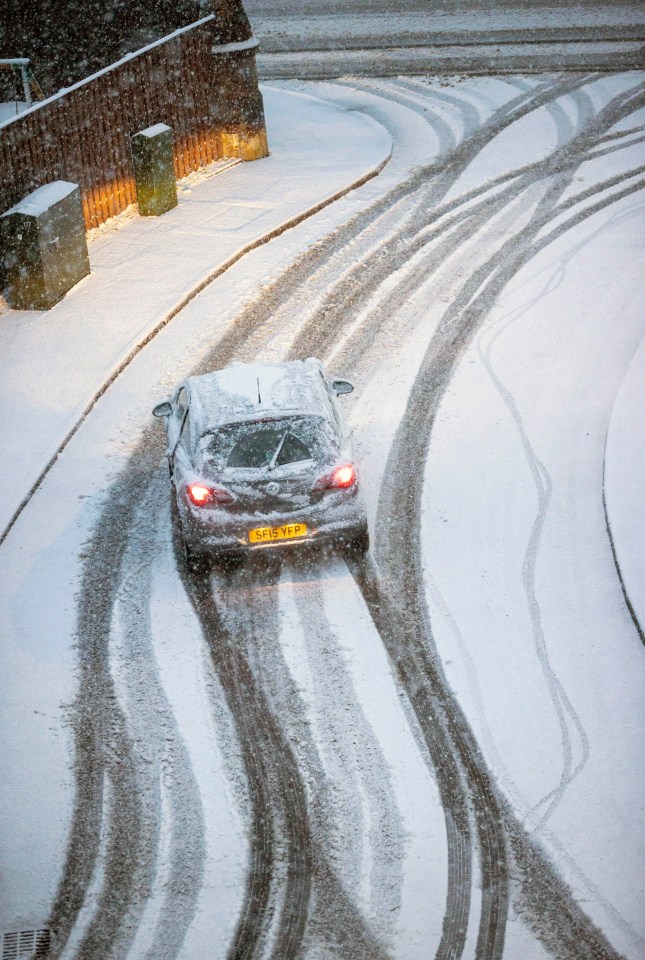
[267,431,287,472]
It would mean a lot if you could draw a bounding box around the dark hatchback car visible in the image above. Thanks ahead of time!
[153,358,369,570]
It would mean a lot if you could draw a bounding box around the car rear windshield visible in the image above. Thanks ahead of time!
[198,416,337,472]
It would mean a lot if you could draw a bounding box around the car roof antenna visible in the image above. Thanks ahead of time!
[257,377,262,405]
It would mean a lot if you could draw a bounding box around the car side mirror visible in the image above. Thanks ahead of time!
[331,379,354,395]
[152,401,172,418]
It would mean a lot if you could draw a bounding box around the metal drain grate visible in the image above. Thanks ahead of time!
[1,929,50,960]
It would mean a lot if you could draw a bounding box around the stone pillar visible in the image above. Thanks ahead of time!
[131,123,178,216]
[0,181,90,310]
[205,0,269,161]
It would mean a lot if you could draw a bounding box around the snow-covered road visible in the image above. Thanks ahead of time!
[1,71,644,960]
[244,0,645,76]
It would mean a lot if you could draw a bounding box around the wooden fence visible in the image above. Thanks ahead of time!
[0,16,255,230]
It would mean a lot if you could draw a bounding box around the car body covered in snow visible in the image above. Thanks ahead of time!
[153,358,369,569]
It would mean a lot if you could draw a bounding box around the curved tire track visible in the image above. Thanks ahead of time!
[183,558,395,959]
[340,86,645,960]
[478,303,590,830]
[169,74,642,960]
[48,460,205,960]
[208,558,398,958]
[53,73,645,960]
[181,564,313,960]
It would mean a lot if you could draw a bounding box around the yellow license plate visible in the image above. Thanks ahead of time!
[249,522,308,544]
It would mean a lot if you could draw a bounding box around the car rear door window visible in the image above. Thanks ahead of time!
[180,411,192,450]
[175,387,188,422]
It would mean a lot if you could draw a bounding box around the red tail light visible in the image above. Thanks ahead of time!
[187,483,234,506]
[313,463,356,492]
[331,464,355,488]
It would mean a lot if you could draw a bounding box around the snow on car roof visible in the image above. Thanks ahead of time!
[186,358,331,433]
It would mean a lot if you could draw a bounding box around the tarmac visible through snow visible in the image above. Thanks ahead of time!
[1,25,644,960]
[245,0,645,76]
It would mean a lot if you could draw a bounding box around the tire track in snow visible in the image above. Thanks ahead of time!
[289,569,406,948]
[114,488,206,960]
[411,196,644,851]
[196,76,590,379]
[187,73,624,955]
[210,557,398,958]
[56,74,644,960]
[182,562,313,960]
[287,76,595,364]
[339,77,460,153]
[396,78,485,139]
[316,179,550,376]
[183,558,393,960]
[508,76,578,142]
[47,469,148,960]
[341,82,645,960]
[48,457,204,960]
[346,555,476,960]
[476,282,591,831]
[316,83,645,385]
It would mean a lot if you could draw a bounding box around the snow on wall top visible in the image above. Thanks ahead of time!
[136,122,172,139]
[0,102,30,123]
[0,15,216,131]
[0,180,78,218]
[187,359,330,431]
[211,38,259,55]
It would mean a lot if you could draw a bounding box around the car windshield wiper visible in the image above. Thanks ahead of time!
[267,431,288,472]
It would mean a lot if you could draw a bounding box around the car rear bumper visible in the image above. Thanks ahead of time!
[178,492,367,556]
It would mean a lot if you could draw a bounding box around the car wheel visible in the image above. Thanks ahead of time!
[343,526,370,556]
[184,539,209,576]
[211,551,245,571]
[171,483,208,575]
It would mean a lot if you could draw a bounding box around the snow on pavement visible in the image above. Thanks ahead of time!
[1,70,644,960]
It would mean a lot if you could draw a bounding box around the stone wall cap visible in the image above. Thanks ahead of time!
[211,37,259,55]
[135,122,173,139]
[1,180,79,219]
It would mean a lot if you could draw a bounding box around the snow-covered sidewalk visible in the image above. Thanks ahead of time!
[0,85,391,537]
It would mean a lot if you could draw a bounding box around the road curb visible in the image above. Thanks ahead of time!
[602,334,645,645]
